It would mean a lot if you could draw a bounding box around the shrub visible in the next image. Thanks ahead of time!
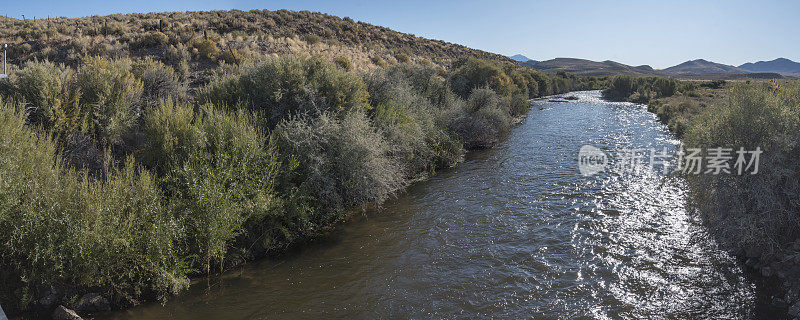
[130,31,169,49]
[449,88,514,149]
[653,77,678,97]
[302,34,321,45]
[507,94,531,117]
[683,82,800,257]
[333,56,352,71]
[365,71,463,175]
[602,75,635,100]
[449,58,515,98]
[132,58,183,106]
[371,56,387,68]
[0,102,188,311]
[74,56,143,143]
[275,111,404,211]
[395,53,410,63]
[198,56,370,128]
[649,99,703,137]
[1,57,143,145]
[193,38,220,61]
[382,63,459,110]
[141,99,203,172]
[219,48,245,65]
[515,68,542,98]
[143,101,282,271]
[700,79,727,89]
[165,43,191,65]
[603,76,679,102]
[1,60,80,133]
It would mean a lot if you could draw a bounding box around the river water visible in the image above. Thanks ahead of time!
[107,91,773,319]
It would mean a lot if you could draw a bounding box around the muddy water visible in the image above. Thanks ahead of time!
[107,91,773,319]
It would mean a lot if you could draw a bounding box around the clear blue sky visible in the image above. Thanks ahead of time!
[2,0,798,69]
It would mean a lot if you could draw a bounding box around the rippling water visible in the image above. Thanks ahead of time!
[107,91,769,319]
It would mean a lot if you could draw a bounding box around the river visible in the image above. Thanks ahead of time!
[106,90,774,319]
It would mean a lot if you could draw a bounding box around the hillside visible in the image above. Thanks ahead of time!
[0,9,512,86]
[524,58,660,76]
[739,58,800,75]
[661,59,748,75]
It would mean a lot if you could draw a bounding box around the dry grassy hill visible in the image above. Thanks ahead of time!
[0,9,512,85]
[523,58,660,76]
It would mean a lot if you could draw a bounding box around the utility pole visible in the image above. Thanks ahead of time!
[2,44,7,75]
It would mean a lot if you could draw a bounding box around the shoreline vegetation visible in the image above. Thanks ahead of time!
[0,10,605,318]
[4,7,796,319]
[603,75,800,316]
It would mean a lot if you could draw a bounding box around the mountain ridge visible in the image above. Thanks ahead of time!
[661,59,749,75]
[520,57,787,79]
[739,58,800,74]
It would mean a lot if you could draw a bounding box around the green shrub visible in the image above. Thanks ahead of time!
[371,56,387,68]
[0,102,188,310]
[449,58,515,98]
[449,88,514,149]
[394,53,409,63]
[193,38,220,61]
[603,76,679,102]
[275,111,404,211]
[602,75,635,100]
[514,68,543,98]
[382,63,459,110]
[649,99,703,137]
[130,31,169,49]
[333,56,352,71]
[1,57,143,144]
[365,72,463,175]
[683,82,800,257]
[507,94,531,117]
[219,48,245,65]
[198,56,370,128]
[653,77,678,97]
[75,56,143,143]
[141,99,203,172]
[700,79,727,89]
[302,34,321,45]
[1,60,80,133]
[132,58,183,106]
[143,101,281,271]
[163,44,191,81]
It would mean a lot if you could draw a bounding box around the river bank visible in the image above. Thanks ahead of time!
[603,76,800,318]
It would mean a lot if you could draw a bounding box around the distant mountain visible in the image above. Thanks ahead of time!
[518,57,783,79]
[662,59,748,75]
[523,58,660,76]
[739,58,800,74]
[509,54,533,62]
